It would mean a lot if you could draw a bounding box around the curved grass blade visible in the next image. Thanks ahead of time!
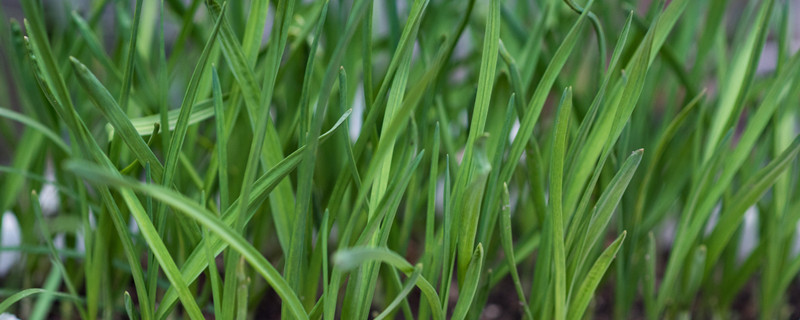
[454,0,500,189]
[124,292,137,320]
[499,183,534,320]
[117,0,143,113]
[23,28,156,320]
[566,231,626,320]
[633,90,705,223]
[332,247,444,320]
[499,0,595,210]
[704,135,800,273]
[451,244,484,320]
[567,149,642,296]
[153,109,350,319]
[70,57,164,181]
[31,190,88,319]
[564,13,654,214]
[704,0,775,159]
[456,136,491,284]
[161,1,225,190]
[374,266,421,320]
[69,11,122,81]
[65,161,310,319]
[0,107,70,153]
[127,98,217,136]
[99,188,206,319]
[0,289,83,314]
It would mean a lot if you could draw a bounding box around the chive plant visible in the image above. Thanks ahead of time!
[1,0,799,319]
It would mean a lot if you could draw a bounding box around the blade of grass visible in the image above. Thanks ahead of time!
[31,190,88,319]
[23,24,155,320]
[70,57,164,181]
[117,0,143,113]
[704,135,800,273]
[549,87,573,320]
[65,161,310,319]
[374,266,421,320]
[211,66,229,210]
[499,183,534,320]
[704,0,775,159]
[0,289,82,314]
[332,247,444,320]
[452,0,500,215]
[0,107,70,153]
[153,109,350,319]
[451,244,485,320]
[499,0,595,220]
[566,231,626,320]
[567,149,642,295]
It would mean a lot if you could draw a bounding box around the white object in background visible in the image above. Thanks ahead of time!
[0,313,21,320]
[38,182,60,216]
[737,206,759,262]
[1,211,22,277]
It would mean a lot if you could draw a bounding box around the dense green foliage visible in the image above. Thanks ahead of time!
[1,0,800,318]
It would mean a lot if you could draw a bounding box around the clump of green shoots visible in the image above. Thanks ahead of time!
[1,0,800,319]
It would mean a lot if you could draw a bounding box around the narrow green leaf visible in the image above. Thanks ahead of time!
[704,0,775,159]
[332,247,444,320]
[65,161,310,319]
[124,292,137,320]
[704,135,800,272]
[0,107,70,153]
[211,66,229,210]
[549,87,572,320]
[118,0,143,113]
[161,2,225,191]
[70,57,164,181]
[566,231,626,320]
[0,289,82,314]
[455,0,500,188]
[567,149,642,297]
[451,244,484,320]
[499,183,534,320]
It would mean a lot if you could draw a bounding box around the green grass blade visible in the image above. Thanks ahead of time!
[451,244,484,320]
[124,292,137,320]
[70,57,164,181]
[569,150,642,287]
[454,0,500,189]
[211,66,229,210]
[152,110,350,318]
[69,11,121,81]
[332,247,444,320]
[117,0,143,113]
[65,161,310,319]
[566,231,626,320]
[374,266,421,320]
[31,190,87,319]
[0,107,70,153]
[704,0,775,159]
[499,183,534,320]
[704,135,800,273]
[500,0,595,205]
[549,87,572,320]
[456,135,491,284]
[161,2,225,190]
[0,289,83,314]
[127,98,218,135]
